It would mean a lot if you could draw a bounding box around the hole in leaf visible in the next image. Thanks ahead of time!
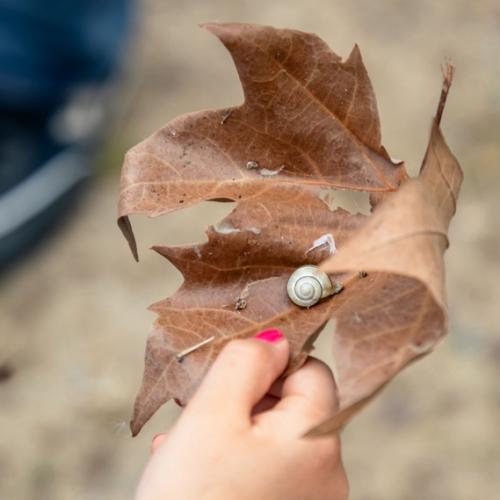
[129,200,237,248]
[318,188,371,216]
[127,201,237,300]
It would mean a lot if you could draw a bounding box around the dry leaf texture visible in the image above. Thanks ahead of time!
[117,23,462,437]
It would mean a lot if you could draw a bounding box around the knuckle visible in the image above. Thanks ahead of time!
[308,357,336,385]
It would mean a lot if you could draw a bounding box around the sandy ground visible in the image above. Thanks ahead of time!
[1,0,500,498]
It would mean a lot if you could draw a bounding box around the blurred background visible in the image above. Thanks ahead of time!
[0,0,499,498]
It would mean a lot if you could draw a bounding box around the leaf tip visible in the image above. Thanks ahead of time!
[200,21,226,36]
[151,245,171,260]
[346,43,363,65]
[118,216,139,262]
[302,420,341,439]
[435,58,455,125]
[129,419,141,437]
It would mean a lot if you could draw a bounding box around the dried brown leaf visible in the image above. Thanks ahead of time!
[306,119,462,436]
[117,23,461,437]
[118,23,407,260]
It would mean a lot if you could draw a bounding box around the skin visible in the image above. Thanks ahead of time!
[135,335,349,500]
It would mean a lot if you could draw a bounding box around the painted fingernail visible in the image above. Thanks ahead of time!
[253,329,283,343]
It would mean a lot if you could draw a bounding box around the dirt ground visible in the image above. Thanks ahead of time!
[1,0,500,499]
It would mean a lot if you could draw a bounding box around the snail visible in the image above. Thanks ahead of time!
[286,265,343,308]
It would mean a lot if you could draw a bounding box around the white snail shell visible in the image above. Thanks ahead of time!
[286,265,336,308]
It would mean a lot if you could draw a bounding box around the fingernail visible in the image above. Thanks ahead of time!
[253,328,283,343]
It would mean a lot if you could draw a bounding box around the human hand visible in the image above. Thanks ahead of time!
[135,329,349,500]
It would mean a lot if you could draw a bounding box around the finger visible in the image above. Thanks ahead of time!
[186,329,289,423]
[280,357,339,416]
[259,357,339,432]
[251,377,285,415]
[267,377,285,399]
[252,394,280,415]
[151,432,168,454]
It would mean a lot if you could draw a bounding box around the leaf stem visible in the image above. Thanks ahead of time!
[176,336,215,361]
[436,58,455,126]
[419,59,455,173]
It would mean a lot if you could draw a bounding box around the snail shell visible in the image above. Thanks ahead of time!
[286,265,335,308]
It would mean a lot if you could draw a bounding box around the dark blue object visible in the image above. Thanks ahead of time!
[0,0,132,272]
[0,0,132,112]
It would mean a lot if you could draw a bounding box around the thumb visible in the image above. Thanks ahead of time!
[186,329,289,423]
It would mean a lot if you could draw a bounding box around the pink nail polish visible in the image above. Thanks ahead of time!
[253,329,283,343]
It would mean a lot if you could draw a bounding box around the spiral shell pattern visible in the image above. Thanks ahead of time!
[286,265,334,308]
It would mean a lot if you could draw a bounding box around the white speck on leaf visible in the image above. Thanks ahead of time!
[213,220,240,234]
[260,165,284,176]
[246,160,259,169]
[305,234,337,256]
